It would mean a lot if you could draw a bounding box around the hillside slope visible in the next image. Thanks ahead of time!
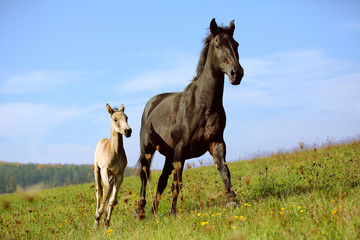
[1,139,359,239]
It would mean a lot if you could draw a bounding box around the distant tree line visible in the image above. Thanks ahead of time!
[0,162,135,194]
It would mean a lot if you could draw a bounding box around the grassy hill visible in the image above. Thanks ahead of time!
[0,139,359,239]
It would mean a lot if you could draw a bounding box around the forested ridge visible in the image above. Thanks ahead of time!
[0,162,135,194]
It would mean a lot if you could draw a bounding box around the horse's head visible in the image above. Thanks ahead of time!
[106,103,132,138]
[210,18,244,85]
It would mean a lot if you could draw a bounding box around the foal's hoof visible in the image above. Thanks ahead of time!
[94,221,99,230]
[104,219,110,228]
[226,201,238,209]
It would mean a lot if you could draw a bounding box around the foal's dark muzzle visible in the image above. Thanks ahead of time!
[124,128,132,138]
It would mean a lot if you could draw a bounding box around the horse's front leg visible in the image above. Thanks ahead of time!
[151,157,173,214]
[105,174,124,227]
[209,141,237,207]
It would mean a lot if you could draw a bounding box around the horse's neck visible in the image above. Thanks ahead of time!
[110,130,123,154]
[193,54,225,109]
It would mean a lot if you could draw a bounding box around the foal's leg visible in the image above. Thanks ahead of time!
[105,174,124,227]
[94,165,103,228]
[96,168,111,221]
[151,157,173,214]
[209,141,237,206]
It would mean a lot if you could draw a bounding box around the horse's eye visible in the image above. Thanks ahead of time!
[114,119,117,122]
[215,45,219,49]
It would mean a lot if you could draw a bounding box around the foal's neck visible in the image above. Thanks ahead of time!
[110,129,123,153]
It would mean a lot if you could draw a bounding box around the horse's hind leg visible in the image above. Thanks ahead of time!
[151,157,174,214]
[209,141,237,206]
[135,143,155,218]
[94,164,103,228]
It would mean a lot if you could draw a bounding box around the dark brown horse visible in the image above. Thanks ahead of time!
[135,18,244,217]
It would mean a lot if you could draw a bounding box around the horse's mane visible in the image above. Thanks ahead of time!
[193,25,231,81]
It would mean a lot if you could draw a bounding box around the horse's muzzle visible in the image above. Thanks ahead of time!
[229,66,244,85]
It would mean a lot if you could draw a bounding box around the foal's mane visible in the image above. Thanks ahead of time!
[193,25,232,81]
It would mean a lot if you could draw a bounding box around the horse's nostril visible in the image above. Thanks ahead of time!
[231,69,236,76]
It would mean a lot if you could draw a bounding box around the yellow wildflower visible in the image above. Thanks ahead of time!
[201,221,209,226]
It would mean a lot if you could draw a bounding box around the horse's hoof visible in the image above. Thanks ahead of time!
[133,209,146,220]
[226,201,238,209]
[168,209,177,217]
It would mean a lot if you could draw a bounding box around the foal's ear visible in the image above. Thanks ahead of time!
[210,18,219,36]
[228,20,235,36]
[120,104,125,112]
[106,103,113,115]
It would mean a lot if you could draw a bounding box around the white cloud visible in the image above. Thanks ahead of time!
[0,102,102,139]
[1,70,105,94]
[118,50,198,94]
[343,21,360,31]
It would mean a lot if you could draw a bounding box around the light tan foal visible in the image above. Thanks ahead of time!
[94,103,132,228]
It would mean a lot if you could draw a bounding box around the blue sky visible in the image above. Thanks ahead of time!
[1,1,359,168]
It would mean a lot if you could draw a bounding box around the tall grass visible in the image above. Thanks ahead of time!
[1,138,359,239]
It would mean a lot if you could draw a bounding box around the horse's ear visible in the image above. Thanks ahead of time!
[228,20,235,36]
[106,103,113,115]
[210,18,219,36]
[120,104,125,112]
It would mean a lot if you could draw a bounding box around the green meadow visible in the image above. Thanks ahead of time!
[1,139,359,239]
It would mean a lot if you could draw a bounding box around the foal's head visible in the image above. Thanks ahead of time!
[106,103,132,138]
[209,18,244,85]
